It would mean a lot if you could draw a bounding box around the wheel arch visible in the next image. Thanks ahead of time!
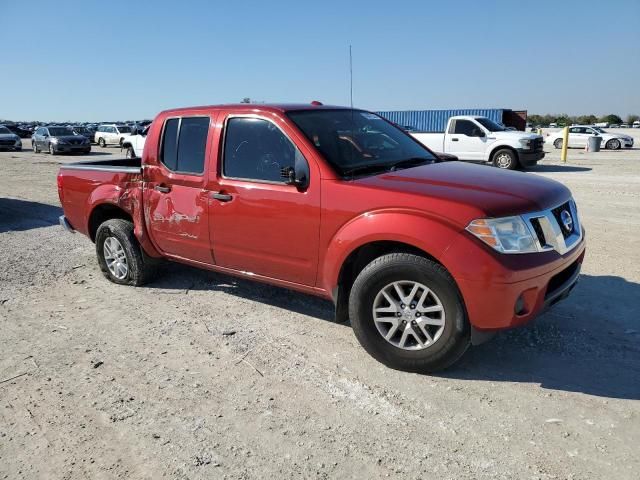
[489,144,519,164]
[322,211,462,322]
[88,203,133,242]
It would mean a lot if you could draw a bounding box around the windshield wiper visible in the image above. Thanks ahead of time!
[342,163,390,178]
[388,157,432,171]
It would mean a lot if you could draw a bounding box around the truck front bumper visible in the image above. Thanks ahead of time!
[517,149,545,167]
[443,231,586,333]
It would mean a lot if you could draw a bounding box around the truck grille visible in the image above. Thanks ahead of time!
[69,139,83,145]
[521,200,582,254]
[532,137,544,152]
[551,202,574,239]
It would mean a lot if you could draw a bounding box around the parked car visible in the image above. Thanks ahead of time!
[121,125,148,158]
[57,104,585,373]
[5,124,32,138]
[71,126,95,142]
[620,124,629,128]
[547,125,634,150]
[410,116,545,170]
[609,124,620,128]
[0,125,23,151]
[32,125,91,154]
[94,124,133,147]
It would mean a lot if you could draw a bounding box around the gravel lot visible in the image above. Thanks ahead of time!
[1,131,639,479]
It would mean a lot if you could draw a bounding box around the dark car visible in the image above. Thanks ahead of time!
[32,125,91,154]
[0,125,23,151]
[71,126,95,142]
[5,124,32,138]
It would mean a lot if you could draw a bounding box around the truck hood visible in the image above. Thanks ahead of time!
[354,161,570,219]
[491,130,540,141]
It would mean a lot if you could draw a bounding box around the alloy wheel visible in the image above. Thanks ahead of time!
[372,280,446,350]
[103,236,128,280]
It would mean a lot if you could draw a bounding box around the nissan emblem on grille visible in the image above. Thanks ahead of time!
[560,210,573,233]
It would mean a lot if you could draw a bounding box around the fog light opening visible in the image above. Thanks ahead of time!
[515,295,527,316]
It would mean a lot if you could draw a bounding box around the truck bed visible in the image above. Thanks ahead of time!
[59,157,141,173]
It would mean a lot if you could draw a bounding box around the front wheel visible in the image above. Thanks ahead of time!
[49,143,55,155]
[98,138,106,148]
[349,253,470,373]
[95,219,154,286]
[606,139,621,150]
[492,149,518,169]
[125,146,135,159]
[32,142,40,153]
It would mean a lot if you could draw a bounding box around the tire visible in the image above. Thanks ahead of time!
[95,219,154,286]
[119,138,124,147]
[49,143,55,155]
[606,139,621,150]
[98,138,106,148]
[32,142,40,153]
[553,138,563,149]
[125,146,135,159]
[348,253,470,373]
[492,148,518,170]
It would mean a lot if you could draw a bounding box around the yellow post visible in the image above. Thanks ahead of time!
[561,126,569,163]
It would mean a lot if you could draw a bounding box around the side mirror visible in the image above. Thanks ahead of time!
[280,166,308,189]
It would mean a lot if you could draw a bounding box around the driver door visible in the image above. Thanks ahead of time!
[445,119,487,161]
[208,113,320,286]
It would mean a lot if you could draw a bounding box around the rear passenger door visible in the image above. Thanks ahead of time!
[144,115,215,264]
[208,114,320,286]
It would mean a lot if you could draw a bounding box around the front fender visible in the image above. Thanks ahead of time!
[319,209,463,294]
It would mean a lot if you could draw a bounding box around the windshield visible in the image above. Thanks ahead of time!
[74,127,89,134]
[48,127,74,136]
[117,126,132,133]
[475,117,506,132]
[286,109,437,177]
[0,126,12,134]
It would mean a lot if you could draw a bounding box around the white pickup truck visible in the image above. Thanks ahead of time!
[410,116,545,169]
[120,126,148,158]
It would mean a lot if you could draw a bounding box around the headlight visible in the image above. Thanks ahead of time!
[519,138,532,149]
[50,137,59,144]
[466,216,537,254]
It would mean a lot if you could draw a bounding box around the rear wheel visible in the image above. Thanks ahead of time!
[125,146,135,159]
[606,139,621,150]
[492,148,518,169]
[98,138,106,148]
[553,138,563,149]
[95,219,154,286]
[349,253,470,373]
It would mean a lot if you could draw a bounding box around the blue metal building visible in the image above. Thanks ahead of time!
[375,108,526,132]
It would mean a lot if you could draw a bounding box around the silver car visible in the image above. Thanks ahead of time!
[31,125,91,154]
[0,125,22,151]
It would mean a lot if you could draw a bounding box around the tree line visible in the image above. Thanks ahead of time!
[528,113,639,126]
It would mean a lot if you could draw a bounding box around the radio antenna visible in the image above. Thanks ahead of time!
[349,45,353,109]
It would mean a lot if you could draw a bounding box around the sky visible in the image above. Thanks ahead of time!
[1,0,639,122]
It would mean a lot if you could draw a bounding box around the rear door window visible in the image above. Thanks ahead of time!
[159,117,209,174]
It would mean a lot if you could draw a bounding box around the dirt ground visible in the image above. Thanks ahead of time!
[1,132,639,479]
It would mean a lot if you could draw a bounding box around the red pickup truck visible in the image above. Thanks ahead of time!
[57,104,585,372]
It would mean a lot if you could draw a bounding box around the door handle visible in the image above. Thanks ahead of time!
[451,138,459,142]
[211,191,233,202]
[154,185,171,193]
